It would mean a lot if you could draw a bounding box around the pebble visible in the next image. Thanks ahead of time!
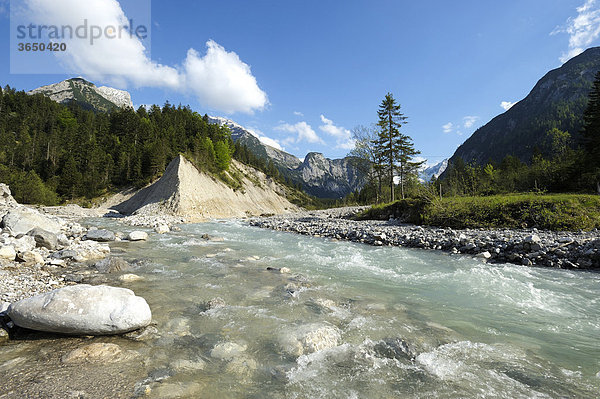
[249,207,600,269]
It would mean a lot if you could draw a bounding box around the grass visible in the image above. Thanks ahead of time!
[355,194,600,231]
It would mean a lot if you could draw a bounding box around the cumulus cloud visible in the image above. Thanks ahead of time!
[18,0,268,114]
[463,116,479,129]
[319,115,355,149]
[182,42,268,114]
[442,122,454,133]
[553,0,600,63]
[501,101,516,111]
[293,111,304,117]
[275,121,323,145]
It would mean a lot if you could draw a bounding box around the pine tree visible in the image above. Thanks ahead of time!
[581,71,600,194]
[374,93,421,201]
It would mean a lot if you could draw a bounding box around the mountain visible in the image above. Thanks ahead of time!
[207,116,302,170]
[291,153,365,198]
[29,78,133,112]
[208,116,365,198]
[449,47,600,167]
[114,155,298,220]
[420,159,448,182]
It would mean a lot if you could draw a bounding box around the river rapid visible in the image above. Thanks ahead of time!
[1,218,599,398]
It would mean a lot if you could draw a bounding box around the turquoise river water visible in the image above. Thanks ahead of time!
[1,219,599,398]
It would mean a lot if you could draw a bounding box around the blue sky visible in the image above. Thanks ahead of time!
[1,0,600,165]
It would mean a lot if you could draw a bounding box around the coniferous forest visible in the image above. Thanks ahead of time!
[0,85,281,205]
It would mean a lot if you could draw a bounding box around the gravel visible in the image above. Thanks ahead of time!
[249,207,600,270]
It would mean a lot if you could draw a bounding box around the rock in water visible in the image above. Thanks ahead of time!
[278,323,341,357]
[2,208,62,235]
[28,228,58,250]
[7,285,152,335]
[127,231,148,241]
[61,343,124,364]
[85,229,116,242]
[94,257,132,273]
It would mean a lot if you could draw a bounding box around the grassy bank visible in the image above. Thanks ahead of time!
[356,194,600,231]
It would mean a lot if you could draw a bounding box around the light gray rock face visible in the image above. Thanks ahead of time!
[86,229,116,242]
[0,184,17,209]
[28,228,58,250]
[2,208,62,235]
[7,285,152,335]
[295,153,365,198]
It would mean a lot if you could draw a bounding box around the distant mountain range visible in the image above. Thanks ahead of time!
[420,159,448,182]
[29,78,133,112]
[208,117,365,198]
[28,79,364,198]
[449,47,600,168]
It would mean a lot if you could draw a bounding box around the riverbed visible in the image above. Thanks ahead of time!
[1,218,599,398]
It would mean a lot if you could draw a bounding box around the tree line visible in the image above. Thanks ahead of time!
[348,76,600,205]
[0,85,264,205]
[439,71,600,198]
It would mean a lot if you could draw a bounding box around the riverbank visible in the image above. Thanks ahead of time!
[249,207,600,269]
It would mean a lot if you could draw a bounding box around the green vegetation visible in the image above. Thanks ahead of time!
[0,85,314,206]
[350,93,422,204]
[356,194,600,231]
[352,73,600,231]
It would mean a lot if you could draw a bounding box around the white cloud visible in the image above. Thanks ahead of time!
[245,127,284,151]
[463,116,479,129]
[553,0,600,63]
[500,101,516,111]
[19,0,268,114]
[442,122,454,133]
[318,115,355,149]
[275,121,323,145]
[293,111,304,117]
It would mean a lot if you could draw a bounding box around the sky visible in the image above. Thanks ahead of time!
[2,0,600,166]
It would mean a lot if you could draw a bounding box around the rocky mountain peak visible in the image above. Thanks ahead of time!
[29,78,133,111]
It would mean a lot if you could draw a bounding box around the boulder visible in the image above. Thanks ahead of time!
[28,228,58,250]
[2,208,61,235]
[94,257,132,273]
[0,246,16,260]
[8,235,36,253]
[278,323,341,357]
[85,229,116,242]
[7,284,152,335]
[127,231,148,241]
[154,225,170,234]
[0,184,16,208]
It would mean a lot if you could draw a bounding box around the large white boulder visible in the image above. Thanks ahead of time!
[7,284,152,335]
[2,208,62,235]
[127,231,148,241]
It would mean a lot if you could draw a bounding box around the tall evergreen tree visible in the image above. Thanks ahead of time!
[581,71,600,194]
[374,93,421,201]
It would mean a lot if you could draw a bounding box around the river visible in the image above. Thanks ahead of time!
[1,219,599,398]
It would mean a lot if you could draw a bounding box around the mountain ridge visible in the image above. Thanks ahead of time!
[448,47,600,168]
[208,116,365,198]
[29,78,133,111]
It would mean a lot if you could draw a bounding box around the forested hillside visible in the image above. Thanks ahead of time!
[0,86,237,204]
